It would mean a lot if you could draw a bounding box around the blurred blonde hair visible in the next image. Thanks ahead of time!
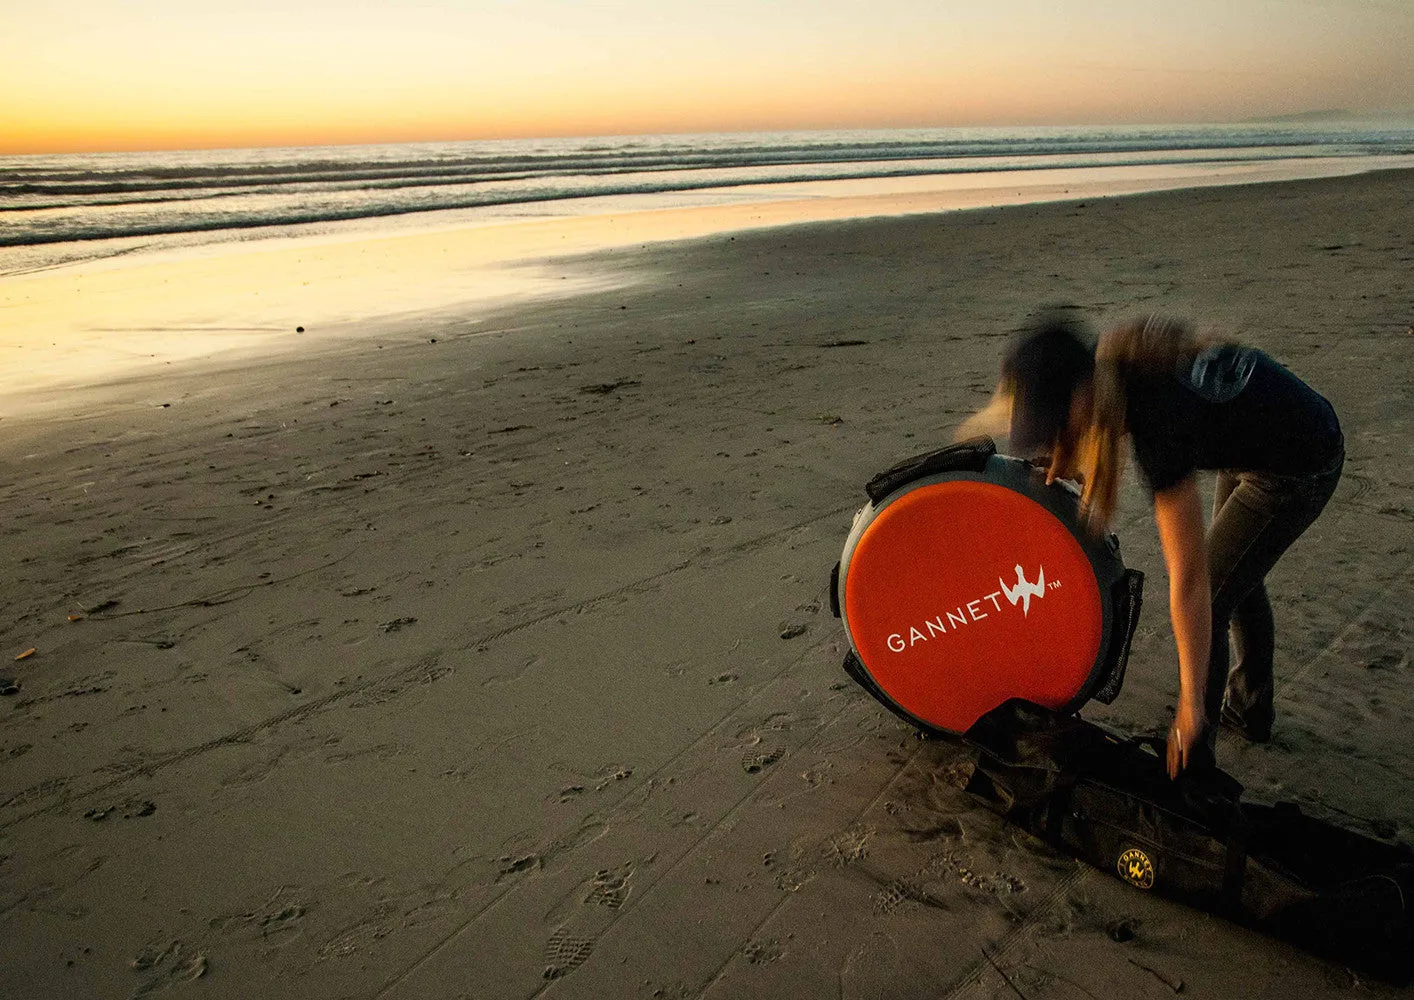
[954,384,1013,442]
[958,314,1208,532]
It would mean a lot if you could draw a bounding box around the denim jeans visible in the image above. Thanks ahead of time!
[1204,443,1344,739]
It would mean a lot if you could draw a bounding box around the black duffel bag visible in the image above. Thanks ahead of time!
[964,699,1414,983]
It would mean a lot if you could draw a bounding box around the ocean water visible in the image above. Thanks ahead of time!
[4,122,1413,275]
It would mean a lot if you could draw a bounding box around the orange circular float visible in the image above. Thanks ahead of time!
[831,438,1141,736]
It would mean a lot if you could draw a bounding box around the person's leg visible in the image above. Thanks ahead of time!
[1205,480,1272,740]
[1208,472,1241,692]
[1212,471,1239,517]
[1221,581,1277,738]
[1204,460,1341,742]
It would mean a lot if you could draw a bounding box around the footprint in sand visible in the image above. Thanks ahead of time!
[742,745,784,774]
[873,879,927,915]
[743,938,785,964]
[129,940,209,995]
[208,887,310,947]
[317,908,398,959]
[926,851,1027,895]
[541,862,641,980]
[735,718,795,773]
[823,825,873,866]
[1347,631,1410,672]
[587,865,634,909]
[542,929,595,979]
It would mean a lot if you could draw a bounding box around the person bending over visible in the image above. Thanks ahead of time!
[982,311,1343,777]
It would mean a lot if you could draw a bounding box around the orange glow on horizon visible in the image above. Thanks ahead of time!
[3,0,1411,155]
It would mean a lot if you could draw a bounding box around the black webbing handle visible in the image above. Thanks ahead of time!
[863,436,996,504]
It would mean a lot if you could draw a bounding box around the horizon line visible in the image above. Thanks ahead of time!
[6,108,1414,158]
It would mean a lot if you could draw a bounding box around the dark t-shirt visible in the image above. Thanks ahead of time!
[1126,345,1343,493]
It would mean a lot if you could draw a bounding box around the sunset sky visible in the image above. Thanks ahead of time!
[4,0,1412,154]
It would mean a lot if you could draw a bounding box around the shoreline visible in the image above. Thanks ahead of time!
[3,155,1412,417]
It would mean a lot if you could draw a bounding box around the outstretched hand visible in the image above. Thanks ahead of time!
[1166,707,1207,779]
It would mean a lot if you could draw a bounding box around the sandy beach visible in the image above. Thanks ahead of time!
[2,167,1413,999]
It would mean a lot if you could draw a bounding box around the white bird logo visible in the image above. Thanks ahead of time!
[1000,564,1046,616]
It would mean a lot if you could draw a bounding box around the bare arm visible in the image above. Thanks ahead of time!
[1153,475,1211,777]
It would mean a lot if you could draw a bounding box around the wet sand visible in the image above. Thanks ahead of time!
[2,167,1413,999]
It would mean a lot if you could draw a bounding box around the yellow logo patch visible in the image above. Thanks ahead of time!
[1117,848,1155,889]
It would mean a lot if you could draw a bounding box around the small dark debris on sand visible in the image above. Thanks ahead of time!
[1106,916,1140,942]
[579,379,641,395]
[85,799,157,822]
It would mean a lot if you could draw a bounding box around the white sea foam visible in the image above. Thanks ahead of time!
[4,123,1413,273]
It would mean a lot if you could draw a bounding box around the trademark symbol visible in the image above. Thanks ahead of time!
[1048,580,1062,590]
